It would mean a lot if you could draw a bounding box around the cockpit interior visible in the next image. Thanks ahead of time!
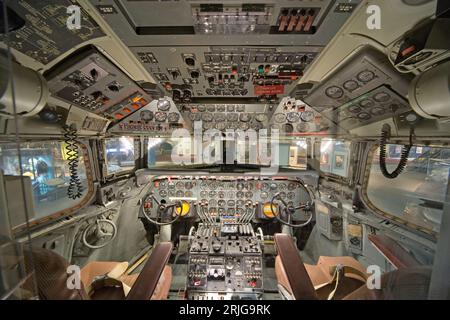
[1,0,449,302]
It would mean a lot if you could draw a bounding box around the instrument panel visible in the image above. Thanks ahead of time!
[147,176,310,220]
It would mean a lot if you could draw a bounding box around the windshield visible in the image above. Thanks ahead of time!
[147,137,308,172]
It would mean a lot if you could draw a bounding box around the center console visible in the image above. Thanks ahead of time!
[186,223,264,300]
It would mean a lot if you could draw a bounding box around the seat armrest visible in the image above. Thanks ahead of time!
[368,234,421,269]
[274,233,318,300]
[126,242,173,300]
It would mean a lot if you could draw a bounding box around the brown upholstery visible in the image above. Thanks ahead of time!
[344,266,432,300]
[24,243,173,300]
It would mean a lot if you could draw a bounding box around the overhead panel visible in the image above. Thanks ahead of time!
[90,0,361,102]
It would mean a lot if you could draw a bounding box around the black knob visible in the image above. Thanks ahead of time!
[185,57,195,66]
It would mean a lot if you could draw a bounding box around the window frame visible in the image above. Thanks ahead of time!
[316,138,353,183]
[361,143,445,237]
[9,140,95,233]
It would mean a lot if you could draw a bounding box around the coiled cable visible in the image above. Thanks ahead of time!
[63,124,84,199]
[379,123,412,179]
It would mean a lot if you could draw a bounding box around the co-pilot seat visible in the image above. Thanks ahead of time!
[24,242,173,300]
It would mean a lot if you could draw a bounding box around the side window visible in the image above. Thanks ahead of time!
[105,137,135,175]
[320,139,351,177]
[0,141,90,226]
[366,145,449,233]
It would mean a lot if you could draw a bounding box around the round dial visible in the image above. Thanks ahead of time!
[189,113,201,121]
[297,123,310,132]
[371,107,385,116]
[140,110,154,121]
[260,192,268,199]
[214,113,226,122]
[157,99,171,111]
[209,199,217,207]
[348,105,362,113]
[287,192,296,200]
[176,181,184,189]
[197,105,206,112]
[216,105,226,112]
[357,70,375,83]
[176,190,184,197]
[255,113,268,122]
[274,113,286,123]
[236,191,245,199]
[202,113,213,122]
[251,122,263,131]
[209,191,217,198]
[159,181,167,188]
[207,105,216,112]
[288,183,296,190]
[245,191,253,199]
[261,183,270,191]
[215,122,226,130]
[325,86,344,99]
[239,113,252,122]
[343,80,359,91]
[373,92,391,102]
[357,112,371,120]
[300,111,314,122]
[238,122,250,130]
[159,190,167,197]
[359,99,375,108]
[168,112,180,123]
[286,112,300,123]
[155,112,167,122]
[282,124,294,133]
[227,113,239,122]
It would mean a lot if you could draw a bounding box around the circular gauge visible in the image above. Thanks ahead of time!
[239,113,252,122]
[245,191,253,198]
[238,122,250,130]
[297,123,310,132]
[197,105,206,112]
[279,183,287,190]
[189,113,201,121]
[227,200,235,207]
[216,105,226,112]
[236,200,245,207]
[357,112,371,120]
[357,70,376,83]
[348,105,362,113]
[261,183,270,191]
[209,181,218,190]
[176,181,184,189]
[185,181,194,189]
[245,182,253,190]
[279,192,286,199]
[200,182,208,190]
[286,112,300,123]
[359,99,375,108]
[255,113,268,122]
[236,191,245,199]
[157,99,171,111]
[218,200,226,207]
[300,111,315,122]
[202,113,213,122]
[227,113,239,122]
[159,181,167,188]
[227,105,235,112]
[237,182,244,190]
[184,190,193,197]
[343,80,359,92]
[207,105,216,112]
[226,191,234,198]
[174,190,183,198]
[371,107,385,116]
[209,191,217,198]
[270,183,278,191]
[325,86,344,99]
[159,190,167,197]
[155,112,167,122]
[215,122,226,130]
[203,122,213,130]
[227,122,239,130]
[200,190,208,198]
[209,199,217,207]
[288,183,296,190]
[209,208,217,215]
[287,192,295,200]
[251,122,263,131]
[167,112,180,123]
[140,110,154,121]
[217,182,225,190]
[214,113,226,122]
[169,190,176,197]
[218,191,225,199]
[373,92,391,102]
[274,113,286,123]
[168,182,176,190]
[282,124,294,133]
[260,191,268,199]
[263,202,278,218]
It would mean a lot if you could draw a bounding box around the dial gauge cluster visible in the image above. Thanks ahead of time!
[151,177,308,220]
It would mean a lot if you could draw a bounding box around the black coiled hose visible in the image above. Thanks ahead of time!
[63,124,84,199]
[379,123,412,179]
